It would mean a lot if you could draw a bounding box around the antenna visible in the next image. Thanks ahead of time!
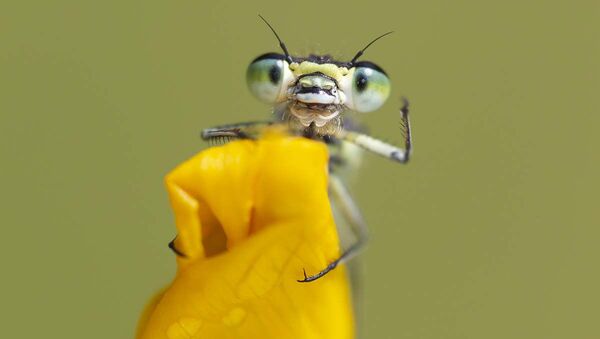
[349,31,394,66]
[258,15,293,64]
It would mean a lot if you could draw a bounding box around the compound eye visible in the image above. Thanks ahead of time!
[346,65,391,112]
[246,53,292,104]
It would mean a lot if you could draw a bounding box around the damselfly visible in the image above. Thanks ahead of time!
[198,16,413,282]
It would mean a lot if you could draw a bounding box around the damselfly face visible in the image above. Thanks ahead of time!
[245,18,393,136]
[247,54,390,134]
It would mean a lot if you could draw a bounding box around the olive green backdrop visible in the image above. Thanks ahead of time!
[1,1,598,338]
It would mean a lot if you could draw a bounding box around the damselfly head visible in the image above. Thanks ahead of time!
[246,16,392,134]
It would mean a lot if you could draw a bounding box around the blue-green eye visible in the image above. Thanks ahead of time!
[247,53,293,103]
[345,63,391,112]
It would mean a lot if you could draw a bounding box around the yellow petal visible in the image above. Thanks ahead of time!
[138,129,354,339]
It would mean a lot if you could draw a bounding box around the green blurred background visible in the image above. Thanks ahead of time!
[1,1,598,338]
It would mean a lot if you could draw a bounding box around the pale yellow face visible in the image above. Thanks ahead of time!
[289,61,349,79]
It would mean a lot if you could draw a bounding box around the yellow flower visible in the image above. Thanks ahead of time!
[137,128,354,339]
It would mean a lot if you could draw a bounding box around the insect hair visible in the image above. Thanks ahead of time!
[207,135,235,146]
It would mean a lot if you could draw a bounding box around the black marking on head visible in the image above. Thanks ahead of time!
[353,61,388,76]
[292,54,347,67]
[253,52,387,75]
[295,72,339,87]
[251,52,287,63]
[306,54,335,64]
[297,87,327,94]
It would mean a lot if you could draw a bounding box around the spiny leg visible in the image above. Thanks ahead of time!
[298,174,369,282]
[338,98,412,163]
[201,121,274,143]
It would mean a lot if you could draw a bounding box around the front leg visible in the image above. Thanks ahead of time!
[201,121,274,143]
[338,98,412,163]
